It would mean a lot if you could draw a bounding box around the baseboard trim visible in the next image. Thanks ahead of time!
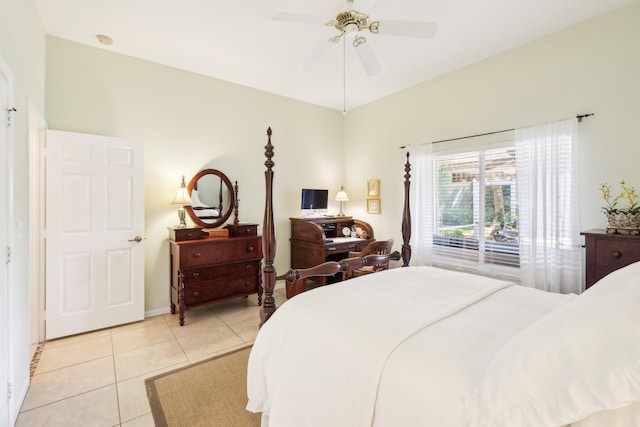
[145,306,171,318]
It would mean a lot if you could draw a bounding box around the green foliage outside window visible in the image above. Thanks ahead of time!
[438,169,517,239]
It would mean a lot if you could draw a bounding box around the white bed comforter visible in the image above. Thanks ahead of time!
[246,266,571,426]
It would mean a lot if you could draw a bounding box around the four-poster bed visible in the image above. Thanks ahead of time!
[258,127,406,325]
[248,127,640,427]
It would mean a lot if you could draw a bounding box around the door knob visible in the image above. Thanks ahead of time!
[128,236,143,242]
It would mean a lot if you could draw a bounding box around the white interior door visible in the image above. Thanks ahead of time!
[46,130,145,339]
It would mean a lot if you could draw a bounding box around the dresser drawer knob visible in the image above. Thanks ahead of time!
[193,252,201,258]
[245,264,252,270]
[244,281,252,287]
[610,251,622,259]
[192,272,200,278]
[192,291,200,297]
[247,246,254,252]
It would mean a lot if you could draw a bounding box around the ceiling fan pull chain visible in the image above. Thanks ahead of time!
[343,37,347,115]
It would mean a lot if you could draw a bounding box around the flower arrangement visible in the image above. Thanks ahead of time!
[600,181,639,214]
[600,181,640,234]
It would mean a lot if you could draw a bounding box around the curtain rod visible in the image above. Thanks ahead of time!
[399,113,594,149]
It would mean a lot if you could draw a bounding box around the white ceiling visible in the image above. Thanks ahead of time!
[35,0,634,112]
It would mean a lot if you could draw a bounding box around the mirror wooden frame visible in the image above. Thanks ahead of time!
[185,168,235,228]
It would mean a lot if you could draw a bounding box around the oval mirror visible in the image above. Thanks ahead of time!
[185,169,236,228]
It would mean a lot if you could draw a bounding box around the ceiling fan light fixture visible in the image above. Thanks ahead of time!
[353,36,366,47]
[345,23,359,37]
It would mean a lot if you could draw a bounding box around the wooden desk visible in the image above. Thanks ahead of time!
[290,216,374,285]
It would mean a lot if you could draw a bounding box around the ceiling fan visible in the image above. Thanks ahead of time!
[273,0,438,76]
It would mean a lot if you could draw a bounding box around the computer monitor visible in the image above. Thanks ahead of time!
[300,189,328,216]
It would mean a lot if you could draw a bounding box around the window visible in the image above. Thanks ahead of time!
[433,146,519,277]
[411,118,580,290]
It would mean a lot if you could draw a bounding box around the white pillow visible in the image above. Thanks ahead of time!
[580,260,640,298]
[466,293,640,427]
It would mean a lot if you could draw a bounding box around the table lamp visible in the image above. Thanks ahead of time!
[171,175,193,228]
[335,186,349,216]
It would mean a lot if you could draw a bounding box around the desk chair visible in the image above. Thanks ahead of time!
[343,239,395,280]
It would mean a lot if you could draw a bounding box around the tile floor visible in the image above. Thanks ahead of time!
[16,288,287,427]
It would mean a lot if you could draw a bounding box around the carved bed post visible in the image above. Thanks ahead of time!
[233,180,239,224]
[260,127,277,326]
[401,152,412,267]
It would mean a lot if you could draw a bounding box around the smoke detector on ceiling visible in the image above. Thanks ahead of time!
[96,34,113,45]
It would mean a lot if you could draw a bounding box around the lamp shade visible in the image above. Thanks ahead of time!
[172,187,193,205]
[171,175,193,206]
[335,187,349,202]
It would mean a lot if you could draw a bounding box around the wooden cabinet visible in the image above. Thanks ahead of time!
[169,228,262,326]
[581,229,640,289]
[290,216,374,285]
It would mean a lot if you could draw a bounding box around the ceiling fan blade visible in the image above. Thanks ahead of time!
[354,41,382,76]
[377,20,438,39]
[298,41,336,71]
[272,12,328,26]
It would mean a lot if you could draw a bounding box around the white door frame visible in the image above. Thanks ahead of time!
[1,55,16,427]
[28,99,47,346]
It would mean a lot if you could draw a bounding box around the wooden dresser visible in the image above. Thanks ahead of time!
[581,229,640,289]
[290,216,374,285]
[168,226,262,326]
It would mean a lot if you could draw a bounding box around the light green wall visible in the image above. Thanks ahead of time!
[4,0,638,353]
[0,0,46,418]
[39,1,640,315]
[45,37,345,314]
[343,2,640,245]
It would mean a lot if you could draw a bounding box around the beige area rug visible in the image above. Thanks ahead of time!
[145,346,261,427]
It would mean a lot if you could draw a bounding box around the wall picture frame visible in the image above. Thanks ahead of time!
[367,179,380,197]
[367,198,380,214]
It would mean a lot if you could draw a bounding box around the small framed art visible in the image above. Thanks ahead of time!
[367,179,380,197]
[367,198,380,214]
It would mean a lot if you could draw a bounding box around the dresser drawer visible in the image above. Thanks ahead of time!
[168,227,203,241]
[225,223,258,237]
[179,236,262,268]
[593,238,640,278]
[181,261,260,283]
[582,229,640,288]
[183,275,259,305]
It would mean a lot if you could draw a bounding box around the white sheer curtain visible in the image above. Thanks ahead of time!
[515,118,583,294]
[408,143,434,266]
